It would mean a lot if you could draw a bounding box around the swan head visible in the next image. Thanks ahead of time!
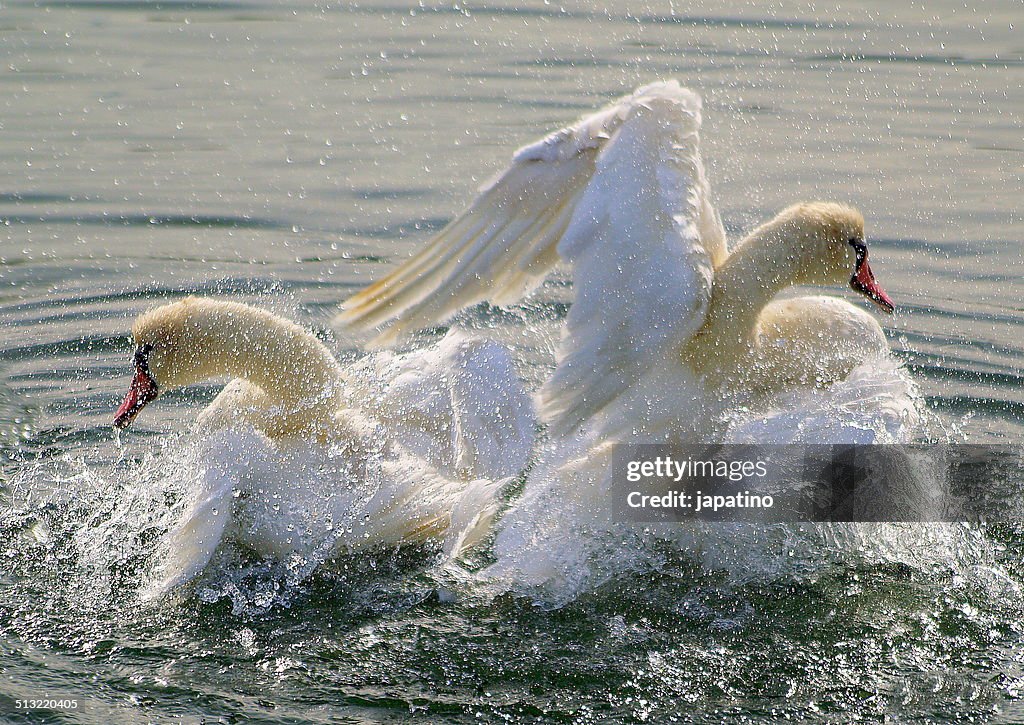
[781,202,894,314]
[113,297,223,428]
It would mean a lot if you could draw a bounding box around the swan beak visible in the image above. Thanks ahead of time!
[114,366,159,429]
[850,253,895,314]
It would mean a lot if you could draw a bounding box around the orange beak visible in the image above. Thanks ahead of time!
[114,363,158,429]
[850,249,895,314]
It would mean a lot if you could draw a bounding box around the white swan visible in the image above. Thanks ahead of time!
[333,82,929,599]
[112,297,534,596]
[336,81,898,441]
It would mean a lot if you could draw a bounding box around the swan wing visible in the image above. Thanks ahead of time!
[542,86,725,432]
[337,81,725,432]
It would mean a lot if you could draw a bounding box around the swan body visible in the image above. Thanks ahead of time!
[113,297,535,595]
[336,81,898,441]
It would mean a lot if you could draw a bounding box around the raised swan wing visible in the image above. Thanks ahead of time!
[337,81,726,433]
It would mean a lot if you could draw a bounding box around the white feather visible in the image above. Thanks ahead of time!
[337,81,725,432]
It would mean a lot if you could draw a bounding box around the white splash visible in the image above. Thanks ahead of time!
[474,358,1002,605]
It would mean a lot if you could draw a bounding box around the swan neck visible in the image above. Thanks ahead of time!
[197,305,343,410]
[701,223,794,349]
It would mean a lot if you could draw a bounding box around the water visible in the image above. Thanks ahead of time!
[2,0,1023,721]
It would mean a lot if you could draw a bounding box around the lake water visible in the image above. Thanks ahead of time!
[2,1,1023,722]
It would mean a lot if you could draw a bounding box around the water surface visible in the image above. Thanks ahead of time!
[2,1,1023,722]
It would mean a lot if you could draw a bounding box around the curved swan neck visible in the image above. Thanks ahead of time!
[699,222,794,352]
[162,299,345,409]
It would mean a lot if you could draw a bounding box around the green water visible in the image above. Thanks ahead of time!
[2,0,1023,722]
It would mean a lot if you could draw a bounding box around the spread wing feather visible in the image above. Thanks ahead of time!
[337,81,726,433]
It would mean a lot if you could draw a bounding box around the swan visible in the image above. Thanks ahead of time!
[335,80,899,440]
[329,82,928,598]
[111,296,534,596]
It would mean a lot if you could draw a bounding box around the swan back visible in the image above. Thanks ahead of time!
[752,295,890,393]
